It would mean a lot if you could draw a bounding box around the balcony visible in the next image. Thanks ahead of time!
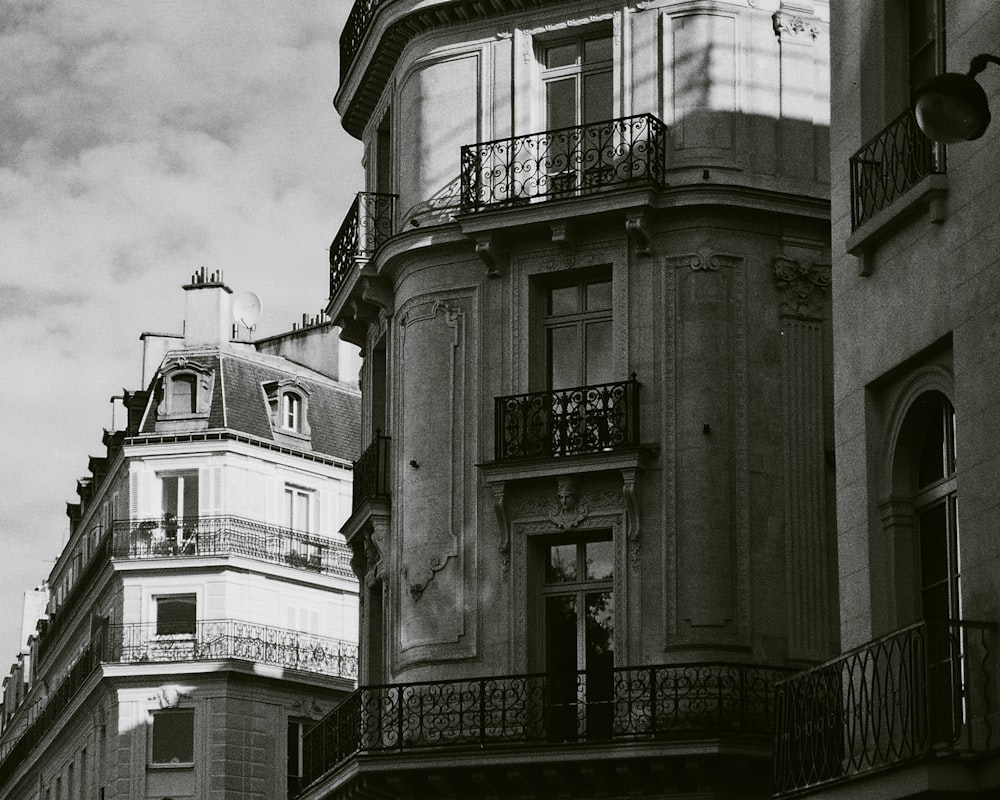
[352,433,390,512]
[460,114,667,214]
[774,620,995,797]
[495,378,639,462]
[0,620,358,787]
[301,661,793,788]
[111,516,353,577]
[105,619,358,678]
[850,108,945,231]
[328,192,395,303]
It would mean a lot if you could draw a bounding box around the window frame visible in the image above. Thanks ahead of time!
[149,707,195,767]
[154,594,197,637]
[264,380,312,440]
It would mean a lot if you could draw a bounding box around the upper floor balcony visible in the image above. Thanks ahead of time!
[352,433,390,513]
[328,192,396,307]
[773,619,995,797]
[300,660,793,791]
[495,377,639,462]
[460,114,668,214]
[112,515,354,577]
[0,621,358,787]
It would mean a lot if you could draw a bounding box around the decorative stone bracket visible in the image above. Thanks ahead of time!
[773,256,831,319]
[625,210,652,255]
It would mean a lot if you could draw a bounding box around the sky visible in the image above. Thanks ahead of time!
[0,1,363,662]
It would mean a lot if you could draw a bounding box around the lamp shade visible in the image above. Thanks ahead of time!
[913,72,991,143]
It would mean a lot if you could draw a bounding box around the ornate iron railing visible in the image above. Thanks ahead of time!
[774,619,995,796]
[352,434,390,511]
[105,620,358,679]
[495,377,639,461]
[302,662,792,786]
[0,618,359,785]
[461,114,667,213]
[111,516,353,577]
[329,192,395,302]
[340,0,386,83]
[850,108,945,230]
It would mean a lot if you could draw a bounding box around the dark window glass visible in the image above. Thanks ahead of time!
[156,595,196,636]
[151,710,194,764]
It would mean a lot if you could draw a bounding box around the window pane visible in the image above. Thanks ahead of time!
[585,591,615,664]
[545,42,577,69]
[586,281,611,311]
[549,285,579,316]
[585,320,613,385]
[151,710,194,764]
[547,544,577,582]
[583,36,612,64]
[157,596,196,635]
[919,502,948,587]
[172,375,196,413]
[583,70,612,124]
[917,399,946,487]
[182,474,198,519]
[585,541,613,580]
[545,595,578,674]
[546,77,577,130]
[162,476,178,517]
[549,326,581,389]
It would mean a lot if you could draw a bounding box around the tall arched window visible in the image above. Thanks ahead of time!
[909,391,959,622]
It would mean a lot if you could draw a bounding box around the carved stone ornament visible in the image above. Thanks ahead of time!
[548,477,590,530]
[665,251,743,272]
[772,11,820,41]
[490,483,511,578]
[150,684,193,709]
[773,256,831,319]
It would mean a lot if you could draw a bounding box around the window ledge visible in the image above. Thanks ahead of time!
[478,446,658,485]
[847,173,948,276]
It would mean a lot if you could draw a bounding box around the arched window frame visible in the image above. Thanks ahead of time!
[264,379,312,441]
[157,360,213,420]
[878,365,957,629]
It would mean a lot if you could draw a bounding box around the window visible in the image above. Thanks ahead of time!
[287,720,306,797]
[541,33,613,129]
[156,595,196,636]
[540,535,614,740]
[157,362,213,419]
[170,374,197,414]
[161,473,198,522]
[285,486,312,532]
[545,278,613,390]
[907,0,944,100]
[282,392,302,431]
[150,709,194,765]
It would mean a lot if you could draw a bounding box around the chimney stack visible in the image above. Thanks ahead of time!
[183,267,233,347]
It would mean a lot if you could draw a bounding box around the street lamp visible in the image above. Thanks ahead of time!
[913,54,1000,143]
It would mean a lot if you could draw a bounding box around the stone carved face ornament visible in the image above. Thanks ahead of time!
[549,477,589,529]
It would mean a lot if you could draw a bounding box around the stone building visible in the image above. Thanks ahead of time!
[301,1,834,799]
[774,2,1000,798]
[0,271,361,799]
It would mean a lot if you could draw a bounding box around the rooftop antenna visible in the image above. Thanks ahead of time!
[232,291,262,341]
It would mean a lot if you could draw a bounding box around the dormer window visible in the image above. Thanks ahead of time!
[157,359,214,424]
[263,379,312,443]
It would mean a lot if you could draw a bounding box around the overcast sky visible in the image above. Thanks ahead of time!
[0,1,363,661]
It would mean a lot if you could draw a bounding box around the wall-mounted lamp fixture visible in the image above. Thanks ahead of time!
[913,53,1000,143]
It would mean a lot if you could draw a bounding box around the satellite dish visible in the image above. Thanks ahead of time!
[232,291,262,330]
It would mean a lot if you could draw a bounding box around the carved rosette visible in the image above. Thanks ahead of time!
[773,257,831,319]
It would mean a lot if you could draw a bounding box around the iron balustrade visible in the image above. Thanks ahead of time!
[850,108,945,230]
[111,516,353,577]
[495,377,639,461]
[340,0,386,83]
[105,619,358,679]
[302,661,792,786]
[329,192,395,302]
[352,434,391,511]
[774,619,995,796]
[0,619,358,786]
[461,114,667,213]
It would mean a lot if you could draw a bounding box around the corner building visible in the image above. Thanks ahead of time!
[775,3,1000,799]
[0,273,361,799]
[305,2,834,799]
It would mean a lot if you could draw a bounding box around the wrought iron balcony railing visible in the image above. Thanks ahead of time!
[850,108,945,230]
[352,433,390,511]
[461,114,668,213]
[105,619,358,678]
[0,619,358,786]
[301,661,793,787]
[329,192,395,303]
[774,619,995,796]
[495,377,639,461]
[111,516,353,577]
[340,0,386,84]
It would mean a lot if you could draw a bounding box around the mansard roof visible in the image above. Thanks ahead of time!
[138,347,361,462]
